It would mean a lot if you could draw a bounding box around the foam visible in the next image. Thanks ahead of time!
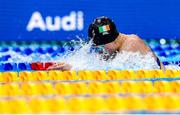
[0,40,179,70]
[56,41,161,70]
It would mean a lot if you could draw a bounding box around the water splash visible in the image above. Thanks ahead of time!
[0,40,179,70]
[55,40,161,70]
[165,64,180,70]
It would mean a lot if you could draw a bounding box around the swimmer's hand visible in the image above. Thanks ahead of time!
[47,62,72,71]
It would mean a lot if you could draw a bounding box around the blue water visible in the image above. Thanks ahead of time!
[0,39,179,71]
[0,39,179,114]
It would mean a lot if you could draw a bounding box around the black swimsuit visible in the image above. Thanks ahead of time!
[156,57,161,69]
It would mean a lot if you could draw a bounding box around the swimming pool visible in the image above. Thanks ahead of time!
[0,39,179,113]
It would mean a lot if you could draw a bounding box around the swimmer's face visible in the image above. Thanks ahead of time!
[104,42,116,53]
[92,40,116,54]
[93,45,105,54]
[94,43,115,54]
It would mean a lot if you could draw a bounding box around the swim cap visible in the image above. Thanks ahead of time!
[88,16,119,45]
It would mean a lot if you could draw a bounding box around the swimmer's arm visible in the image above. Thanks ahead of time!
[151,52,165,70]
[47,62,72,71]
[121,35,165,70]
[159,61,165,70]
[137,36,165,70]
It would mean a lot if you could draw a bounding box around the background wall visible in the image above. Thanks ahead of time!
[0,0,180,41]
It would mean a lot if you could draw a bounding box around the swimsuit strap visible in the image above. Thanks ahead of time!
[156,57,161,69]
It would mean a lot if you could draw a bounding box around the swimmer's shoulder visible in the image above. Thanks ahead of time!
[127,34,142,42]
[118,33,142,44]
[118,33,150,52]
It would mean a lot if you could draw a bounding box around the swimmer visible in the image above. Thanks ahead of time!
[47,16,165,70]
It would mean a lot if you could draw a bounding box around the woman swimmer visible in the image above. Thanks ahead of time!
[47,16,165,70]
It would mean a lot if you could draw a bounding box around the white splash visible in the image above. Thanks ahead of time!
[0,40,179,70]
[55,41,161,70]
[165,64,180,70]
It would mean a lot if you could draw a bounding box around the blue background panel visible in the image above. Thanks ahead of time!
[0,0,180,41]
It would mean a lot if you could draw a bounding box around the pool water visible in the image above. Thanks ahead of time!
[0,39,179,113]
[0,39,179,70]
